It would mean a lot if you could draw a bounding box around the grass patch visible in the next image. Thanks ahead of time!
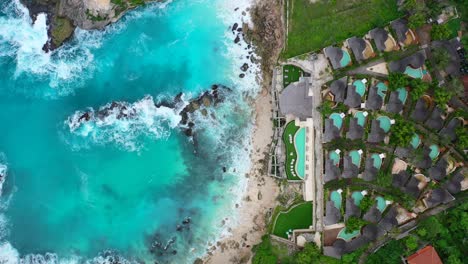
[283,0,402,58]
[282,121,302,181]
[446,18,461,38]
[283,64,304,88]
[272,202,313,238]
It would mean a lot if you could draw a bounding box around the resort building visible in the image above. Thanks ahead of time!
[389,50,428,79]
[347,37,375,63]
[385,88,408,113]
[390,18,417,47]
[327,77,347,103]
[324,46,352,69]
[279,77,313,120]
[368,28,399,52]
[406,245,443,264]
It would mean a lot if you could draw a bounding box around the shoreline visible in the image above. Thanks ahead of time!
[202,87,280,264]
[202,0,285,262]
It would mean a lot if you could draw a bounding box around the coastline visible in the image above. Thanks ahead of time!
[202,0,285,262]
[203,87,280,264]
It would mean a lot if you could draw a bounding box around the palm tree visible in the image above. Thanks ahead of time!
[432,47,450,70]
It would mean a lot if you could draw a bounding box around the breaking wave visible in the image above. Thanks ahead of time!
[65,95,185,151]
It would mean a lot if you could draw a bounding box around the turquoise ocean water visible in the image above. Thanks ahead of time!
[0,0,259,262]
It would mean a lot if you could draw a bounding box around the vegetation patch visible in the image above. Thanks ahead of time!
[283,65,304,88]
[282,121,302,181]
[283,0,402,58]
[51,17,74,47]
[272,202,312,238]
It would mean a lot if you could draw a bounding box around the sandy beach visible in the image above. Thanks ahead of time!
[202,87,280,264]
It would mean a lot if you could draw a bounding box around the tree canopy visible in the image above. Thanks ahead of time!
[432,47,451,70]
[410,79,430,100]
[408,12,427,29]
[388,72,409,91]
[346,216,367,233]
[431,24,452,40]
[433,86,452,106]
[390,119,416,146]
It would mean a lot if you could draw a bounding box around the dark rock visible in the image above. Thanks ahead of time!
[176,225,183,231]
[232,23,238,31]
[237,28,242,32]
[234,35,241,44]
[183,217,191,224]
[223,167,227,172]
[239,73,245,78]
[240,63,249,72]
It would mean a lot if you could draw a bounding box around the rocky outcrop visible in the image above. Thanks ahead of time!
[68,84,230,139]
[21,0,162,51]
[246,0,284,88]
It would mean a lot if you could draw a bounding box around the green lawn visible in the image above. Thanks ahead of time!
[446,18,461,38]
[282,121,302,181]
[283,0,402,58]
[283,65,304,88]
[272,202,313,239]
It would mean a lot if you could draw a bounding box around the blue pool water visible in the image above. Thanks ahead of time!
[404,66,423,79]
[353,80,366,97]
[329,113,344,129]
[397,88,408,103]
[411,134,421,149]
[429,145,440,160]
[377,116,392,133]
[375,196,387,212]
[351,191,364,206]
[329,151,340,165]
[338,227,360,241]
[340,50,351,67]
[330,191,342,209]
[371,154,382,169]
[349,151,361,167]
[0,0,258,262]
[295,128,306,179]
[354,111,366,127]
[376,82,387,98]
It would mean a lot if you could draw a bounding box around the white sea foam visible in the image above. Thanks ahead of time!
[66,95,185,151]
[0,164,6,196]
[0,242,136,264]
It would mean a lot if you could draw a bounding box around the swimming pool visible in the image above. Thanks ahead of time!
[371,154,382,169]
[354,111,367,127]
[404,66,423,79]
[352,191,364,206]
[411,134,421,149]
[330,151,340,165]
[397,88,408,103]
[377,116,392,133]
[331,191,342,209]
[375,196,387,212]
[340,50,351,67]
[330,113,344,129]
[353,80,366,97]
[429,144,440,160]
[349,150,362,167]
[376,82,388,98]
[295,127,306,179]
[338,227,360,241]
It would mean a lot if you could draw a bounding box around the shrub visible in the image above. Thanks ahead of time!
[433,87,452,106]
[431,24,451,40]
[346,216,367,233]
[390,119,415,146]
[408,12,426,29]
[388,72,409,91]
